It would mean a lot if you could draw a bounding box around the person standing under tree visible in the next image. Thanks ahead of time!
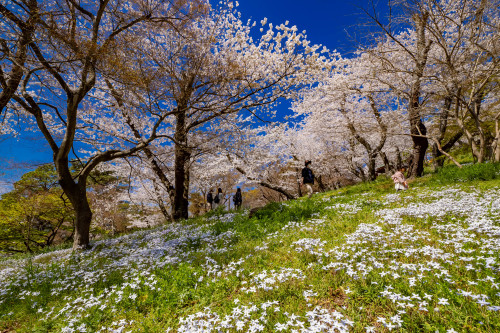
[233,187,242,209]
[207,189,214,210]
[301,160,315,198]
[213,188,223,209]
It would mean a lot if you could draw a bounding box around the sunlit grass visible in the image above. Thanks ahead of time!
[1,169,499,332]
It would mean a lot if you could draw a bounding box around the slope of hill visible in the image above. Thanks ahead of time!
[1,174,499,332]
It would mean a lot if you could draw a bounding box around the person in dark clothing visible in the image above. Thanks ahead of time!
[233,187,242,209]
[213,188,223,209]
[207,189,214,210]
[301,160,315,198]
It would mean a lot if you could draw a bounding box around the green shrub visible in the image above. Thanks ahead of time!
[435,162,500,183]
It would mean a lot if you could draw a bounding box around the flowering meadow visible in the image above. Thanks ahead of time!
[1,176,499,332]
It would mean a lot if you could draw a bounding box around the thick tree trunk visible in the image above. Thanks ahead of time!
[406,12,431,178]
[173,152,190,220]
[406,71,429,178]
[172,110,191,220]
[72,193,92,249]
[58,177,92,249]
[53,137,94,249]
[406,80,430,178]
[408,121,429,177]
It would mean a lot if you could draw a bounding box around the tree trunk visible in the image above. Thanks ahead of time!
[296,168,303,197]
[379,151,394,177]
[72,193,92,249]
[406,12,431,178]
[407,122,429,178]
[470,94,487,163]
[152,179,172,221]
[395,147,403,170]
[173,152,190,220]
[406,74,429,178]
[315,175,327,192]
[58,178,92,249]
[172,109,191,220]
[258,181,295,200]
[494,112,500,162]
[367,154,377,181]
[55,148,93,249]
[432,96,453,170]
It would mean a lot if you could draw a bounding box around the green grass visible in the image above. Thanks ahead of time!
[1,168,500,332]
[432,162,500,183]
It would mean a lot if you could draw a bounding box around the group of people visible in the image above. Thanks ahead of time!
[303,160,410,193]
[206,160,407,213]
[204,160,316,213]
[302,160,409,194]
[206,187,242,210]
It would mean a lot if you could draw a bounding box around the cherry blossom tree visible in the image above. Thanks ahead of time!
[422,0,500,163]
[1,0,201,249]
[292,53,411,181]
[361,3,433,177]
[0,0,37,116]
[102,2,330,219]
[363,0,500,170]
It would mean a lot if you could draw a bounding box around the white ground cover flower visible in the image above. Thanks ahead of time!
[293,238,327,257]
[2,185,499,331]
[0,217,239,329]
[318,187,500,329]
[325,202,363,214]
[174,303,352,333]
[240,268,306,293]
[267,218,327,239]
[203,257,247,280]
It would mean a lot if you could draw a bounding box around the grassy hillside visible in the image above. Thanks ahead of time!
[1,167,500,332]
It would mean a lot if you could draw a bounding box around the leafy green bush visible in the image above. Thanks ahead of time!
[435,162,500,183]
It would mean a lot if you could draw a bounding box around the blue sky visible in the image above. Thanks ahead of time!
[238,0,375,54]
[0,0,388,191]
